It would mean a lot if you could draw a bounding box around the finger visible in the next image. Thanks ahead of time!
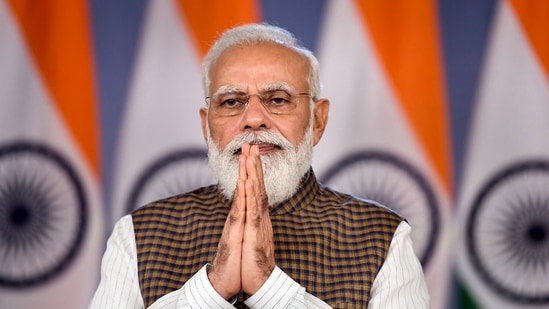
[245,177,259,225]
[233,174,246,220]
[238,149,247,182]
[232,154,247,220]
[249,145,262,180]
[241,142,250,157]
[209,173,248,297]
[217,178,246,263]
[240,146,275,295]
[246,145,267,212]
[240,143,251,181]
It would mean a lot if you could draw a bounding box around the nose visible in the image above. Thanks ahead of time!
[241,95,270,130]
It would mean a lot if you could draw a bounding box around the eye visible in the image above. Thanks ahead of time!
[217,94,246,109]
[264,91,292,106]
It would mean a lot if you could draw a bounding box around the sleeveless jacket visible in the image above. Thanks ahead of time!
[131,170,403,308]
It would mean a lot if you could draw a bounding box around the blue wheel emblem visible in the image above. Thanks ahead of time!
[0,142,86,287]
[467,160,549,304]
[127,148,215,213]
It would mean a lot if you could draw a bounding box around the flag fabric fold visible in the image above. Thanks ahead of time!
[0,1,103,308]
[110,0,259,222]
[456,0,549,308]
[314,1,453,308]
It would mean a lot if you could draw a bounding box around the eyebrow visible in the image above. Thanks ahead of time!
[212,82,297,97]
[211,85,245,97]
[261,82,294,93]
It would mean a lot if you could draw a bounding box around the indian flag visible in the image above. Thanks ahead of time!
[110,0,259,222]
[314,1,453,308]
[456,0,549,308]
[0,1,103,308]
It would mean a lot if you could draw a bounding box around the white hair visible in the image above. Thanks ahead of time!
[202,23,321,101]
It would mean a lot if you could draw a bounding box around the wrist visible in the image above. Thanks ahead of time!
[206,264,239,301]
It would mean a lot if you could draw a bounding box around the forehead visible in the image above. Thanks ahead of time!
[209,42,310,92]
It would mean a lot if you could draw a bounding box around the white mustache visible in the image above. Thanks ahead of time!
[223,131,294,155]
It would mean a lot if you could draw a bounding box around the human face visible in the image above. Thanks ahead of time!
[200,42,329,203]
[200,42,328,155]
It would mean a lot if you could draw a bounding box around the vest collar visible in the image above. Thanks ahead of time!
[270,168,319,216]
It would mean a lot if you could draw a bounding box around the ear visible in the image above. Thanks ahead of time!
[199,107,209,142]
[312,98,329,146]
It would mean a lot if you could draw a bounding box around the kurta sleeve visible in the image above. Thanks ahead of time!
[368,221,430,308]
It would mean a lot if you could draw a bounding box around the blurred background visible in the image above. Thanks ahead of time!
[1,0,548,308]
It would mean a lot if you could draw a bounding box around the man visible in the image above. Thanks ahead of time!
[90,23,429,308]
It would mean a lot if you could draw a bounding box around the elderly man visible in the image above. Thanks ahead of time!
[90,23,429,308]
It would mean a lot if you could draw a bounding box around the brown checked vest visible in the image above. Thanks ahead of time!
[131,170,403,308]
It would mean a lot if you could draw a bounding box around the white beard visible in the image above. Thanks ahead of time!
[207,125,313,206]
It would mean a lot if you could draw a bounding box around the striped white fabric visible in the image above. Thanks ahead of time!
[89,217,429,308]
